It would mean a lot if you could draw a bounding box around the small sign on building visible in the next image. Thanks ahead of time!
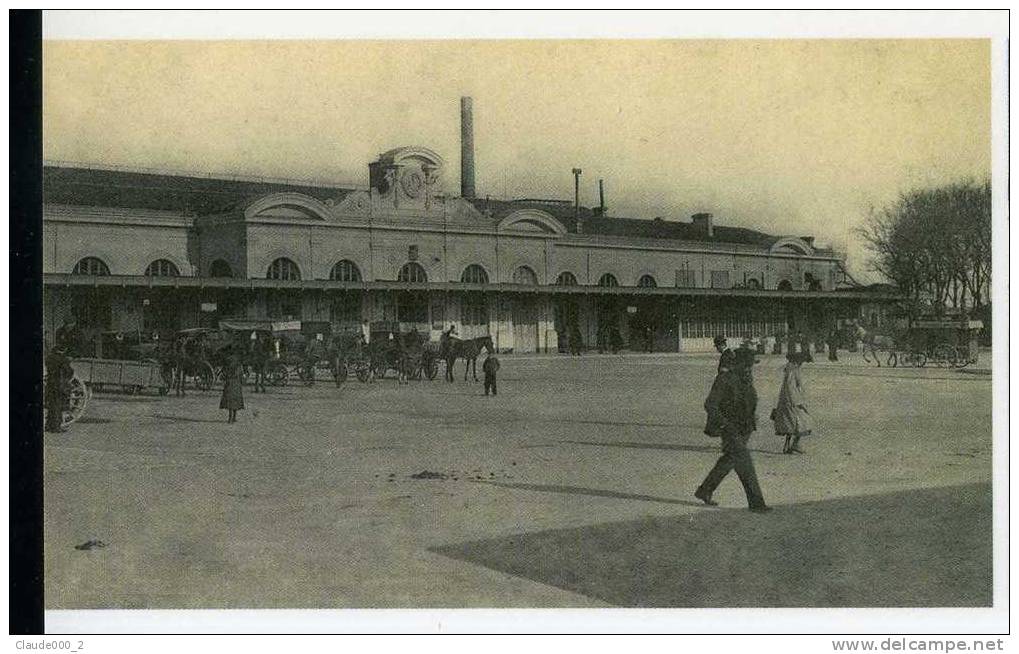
[200,302,218,313]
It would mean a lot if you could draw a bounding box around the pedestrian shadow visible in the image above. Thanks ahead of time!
[151,413,226,424]
[552,418,680,429]
[475,480,705,507]
[562,439,784,457]
[432,482,992,608]
[563,439,717,454]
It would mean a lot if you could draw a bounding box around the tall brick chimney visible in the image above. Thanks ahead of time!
[460,97,476,199]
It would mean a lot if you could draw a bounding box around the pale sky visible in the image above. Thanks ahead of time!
[42,39,990,280]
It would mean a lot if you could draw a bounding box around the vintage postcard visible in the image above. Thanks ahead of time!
[24,9,1008,637]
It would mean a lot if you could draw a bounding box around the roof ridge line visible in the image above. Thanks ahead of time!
[43,159,366,191]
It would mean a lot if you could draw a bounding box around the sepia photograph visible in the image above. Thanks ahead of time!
[15,9,1007,637]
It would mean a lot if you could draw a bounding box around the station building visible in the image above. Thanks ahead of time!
[42,99,891,355]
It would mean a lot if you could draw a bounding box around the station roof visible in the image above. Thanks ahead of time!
[43,164,354,215]
[466,198,780,247]
[44,164,809,250]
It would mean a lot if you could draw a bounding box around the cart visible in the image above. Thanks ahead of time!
[69,357,173,395]
[907,318,983,368]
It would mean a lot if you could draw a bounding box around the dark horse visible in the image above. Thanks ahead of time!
[247,332,275,392]
[440,335,494,382]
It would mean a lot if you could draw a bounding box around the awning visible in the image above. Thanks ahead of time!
[42,273,900,301]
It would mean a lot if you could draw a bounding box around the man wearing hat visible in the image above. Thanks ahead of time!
[696,347,771,513]
[713,335,735,373]
[44,344,74,433]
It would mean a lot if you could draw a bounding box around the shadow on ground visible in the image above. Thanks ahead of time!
[563,439,785,457]
[432,482,991,607]
[475,480,704,507]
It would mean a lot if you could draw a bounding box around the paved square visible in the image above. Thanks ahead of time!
[44,353,992,608]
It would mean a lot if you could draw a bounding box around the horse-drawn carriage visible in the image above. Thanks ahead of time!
[366,330,440,382]
[217,319,348,387]
[169,327,223,392]
[858,317,983,368]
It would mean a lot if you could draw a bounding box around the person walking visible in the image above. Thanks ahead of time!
[44,345,74,433]
[482,352,500,396]
[220,349,245,423]
[568,322,583,356]
[695,347,771,513]
[713,335,735,373]
[773,351,813,454]
[827,328,840,362]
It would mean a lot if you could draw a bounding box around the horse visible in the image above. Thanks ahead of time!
[440,335,495,382]
[854,324,898,367]
[247,332,274,392]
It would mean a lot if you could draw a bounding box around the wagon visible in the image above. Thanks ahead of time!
[907,318,983,368]
[880,317,982,368]
[69,357,172,395]
[367,331,439,381]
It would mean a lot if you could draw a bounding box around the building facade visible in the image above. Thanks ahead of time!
[43,144,889,355]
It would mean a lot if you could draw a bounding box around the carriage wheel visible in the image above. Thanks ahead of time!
[355,363,370,383]
[915,352,927,368]
[268,362,288,386]
[425,359,438,381]
[196,362,215,391]
[932,344,955,368]
[62,377,90,426]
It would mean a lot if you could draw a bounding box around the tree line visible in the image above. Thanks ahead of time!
[859,180,991,317]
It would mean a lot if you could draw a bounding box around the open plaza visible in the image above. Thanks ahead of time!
[44,351,992,609]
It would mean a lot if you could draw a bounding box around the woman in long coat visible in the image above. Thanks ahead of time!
[773,351,813,453]
[220,349,245,423]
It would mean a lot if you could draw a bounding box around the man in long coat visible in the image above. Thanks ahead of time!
[45,345,74,433]
[695,347,771,513]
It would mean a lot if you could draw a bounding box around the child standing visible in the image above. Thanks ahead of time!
[482,353,500,396]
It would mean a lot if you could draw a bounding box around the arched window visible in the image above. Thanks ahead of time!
[555,271,578,286]
[397,262,428,283]
[72,257,110,276]
[209,259,233,278]
[598,273,619,287]
[144,259,180,277]
[461,264,489,284]
[745,278,762,290]
[512,266,538,285]
[267,257,301,281]
[330,260,362,282]
[777,279,794,291]
[637,274,657,288]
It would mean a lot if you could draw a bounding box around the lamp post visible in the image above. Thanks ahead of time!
[572,168,583,232]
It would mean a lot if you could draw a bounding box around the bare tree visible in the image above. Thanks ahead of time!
[859,180,991,317]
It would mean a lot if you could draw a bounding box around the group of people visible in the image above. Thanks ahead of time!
[695,335,815,513]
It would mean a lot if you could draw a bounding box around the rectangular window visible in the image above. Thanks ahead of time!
[461,296,488,326]
[710,271,731,289]
[675,269,696,287]
[330,292,361,328]
[72,294,112,331]
[267,291,302,320]
[397,292,428,324]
